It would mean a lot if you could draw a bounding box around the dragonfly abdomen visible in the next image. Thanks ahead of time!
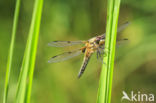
[78,56,91,78]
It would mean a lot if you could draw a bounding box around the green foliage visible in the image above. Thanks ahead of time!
[15,0,43,103]
[0,0,156,103]
[3,0,21,102]
[97,0,121,103]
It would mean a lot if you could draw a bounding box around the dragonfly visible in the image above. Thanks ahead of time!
[48,22,130,78]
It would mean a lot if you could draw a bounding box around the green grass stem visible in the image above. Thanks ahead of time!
[15,0,43,103]
[96,0,121,103]
[3,0,21,102]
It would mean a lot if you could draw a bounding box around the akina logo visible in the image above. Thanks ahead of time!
[121,91,155,102]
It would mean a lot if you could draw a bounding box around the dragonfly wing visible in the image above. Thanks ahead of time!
[116,38,129,47]
[116,22,130,33]
[48,41,85,47]
[78,52,92,78]
[48,49,82,63]
[101,22,130,37]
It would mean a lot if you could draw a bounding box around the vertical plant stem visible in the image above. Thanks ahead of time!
[96,0,121,103]
[15,0,43,103]
[3,0,21,102]
[26,0,43,102]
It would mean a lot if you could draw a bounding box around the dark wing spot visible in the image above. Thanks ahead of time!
[68,51,72,54]
[123,38,128,40]
[52,55,57,58]
[67,41,71,43]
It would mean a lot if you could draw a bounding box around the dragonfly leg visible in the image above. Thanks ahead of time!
[101,47,110,57]
[97,48,106,64]
[96,50,100,59]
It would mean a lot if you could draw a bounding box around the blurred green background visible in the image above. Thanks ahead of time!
[0,0,156,103]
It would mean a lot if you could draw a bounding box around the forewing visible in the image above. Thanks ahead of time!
[48,49,82,63]
[48,41,85,47]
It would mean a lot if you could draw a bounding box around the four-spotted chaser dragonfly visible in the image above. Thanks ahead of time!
[48,22,129,78]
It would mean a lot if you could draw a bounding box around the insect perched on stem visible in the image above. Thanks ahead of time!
[48,22,129,78]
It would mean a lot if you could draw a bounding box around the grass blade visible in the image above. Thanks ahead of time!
[3,0,21,102]
[26,0,43,102]
[15,0,43,103]
[96,0,121,103]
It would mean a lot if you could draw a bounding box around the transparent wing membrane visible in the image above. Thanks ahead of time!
[101,22,130,36]
[116,38,129,46]
[116,22,130,33]
[48,41,85,47]
[48,49,82,63]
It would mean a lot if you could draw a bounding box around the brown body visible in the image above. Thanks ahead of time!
[78,36,105,78]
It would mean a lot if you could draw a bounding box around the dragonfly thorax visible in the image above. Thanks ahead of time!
[84,41,99,54]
